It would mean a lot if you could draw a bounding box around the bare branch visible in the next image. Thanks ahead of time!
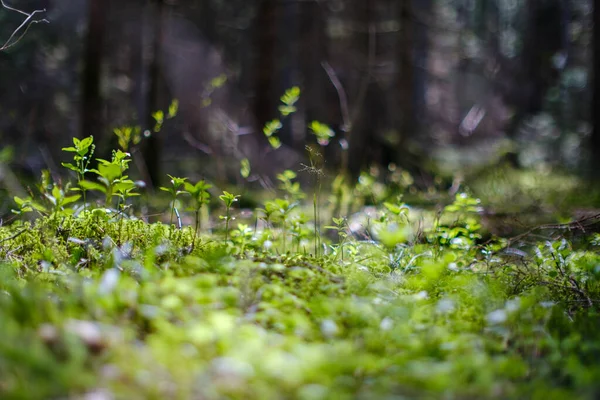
[0,0,48,51]
[321,61,351,133]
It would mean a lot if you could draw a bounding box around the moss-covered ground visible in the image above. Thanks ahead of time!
[2,134,600,399]
[2,181,600,399]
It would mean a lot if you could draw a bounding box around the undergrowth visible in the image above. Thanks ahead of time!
[1,93,600,398]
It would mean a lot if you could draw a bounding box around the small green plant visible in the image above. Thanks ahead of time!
[79,150,137,208]
[258,201,278,231]
[240,158,251,179]
[160,175,188,227]
[263,119,283,150]
[184,180,212,251]
[271,198,297,253]
[151,98,179,133]
[383,196,410,224]
[427,192,482,250]
[309,120,335,146]
[231,223,253,255]
[277,170,305,202]
[262,86,301,150]
[61,136,95,208]
[325,216,349,260]
[301,145,325,256]
[219,191,240,242]
[113,126,142,152]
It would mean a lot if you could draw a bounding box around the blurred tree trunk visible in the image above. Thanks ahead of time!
[504,0,563,167]
[81,0,108,139]
[143,0,165,189]
[593,0,600,172]
[398,0,415,136]
[347,1,374,177]
[299,2,328,151]
[410,0,431,141]
[396,0,419,168]
[253,0,277,140]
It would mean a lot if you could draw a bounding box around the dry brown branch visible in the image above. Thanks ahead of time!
[0,0,48,51]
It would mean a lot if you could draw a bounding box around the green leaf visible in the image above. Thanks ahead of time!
[61,162,78,172]
[167,99,179,119]
[240,158,251,178]
[309,121,335,145]
[97,163,122,182]
[29,201,49,214]
[278,105,297,116]
[263,120,282,137]
[280,86,300,106]
[268,136,281,150]
[210,74,227,89]
[62,194,81,206]
[152,110,164,123]
[80,180,107,193]
[13,196,27,207]
[80,136,94,149]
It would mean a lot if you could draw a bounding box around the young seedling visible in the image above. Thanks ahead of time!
[231,223,253,255]
[184,180,212,251]
[80,150,136,208]
[262,86,301,150]
[113,126,142,152]
[258,201,278,231]
[277,170,305,202]
[272,198,297,253]
[290,212,311,253]
[301,145,325,256]
[325,216,349,261]
[219,191,240,242]
[61,135,95,209]
[160,175,188,227]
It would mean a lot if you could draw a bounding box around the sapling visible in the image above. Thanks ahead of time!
[219,191,240,242]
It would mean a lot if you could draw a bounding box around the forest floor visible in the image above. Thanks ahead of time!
[2,164,600,399]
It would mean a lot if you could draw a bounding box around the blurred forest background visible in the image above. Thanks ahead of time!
[0,0,597,193]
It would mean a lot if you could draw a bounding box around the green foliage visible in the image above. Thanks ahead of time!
[160,175,187,227]
[183,179,212,251]
[80,150,138,207]
[278,85,300,116]
[240,158,251,178]
[113,126,141,152]
[219,191,240,241]
[309,120,335,146]
[262,86,301,150]
[3,134,600,399]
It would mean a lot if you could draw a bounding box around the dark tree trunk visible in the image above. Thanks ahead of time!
[253,0,277,139]
[347,1,374,177]
[81,0,108,139]
[504,0,563,167]
[412,0,431,128]
[143,0,165,189]
[395,0,419,168]
[593,0,600,173]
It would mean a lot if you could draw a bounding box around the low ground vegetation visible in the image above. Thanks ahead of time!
[1,134,600,399]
